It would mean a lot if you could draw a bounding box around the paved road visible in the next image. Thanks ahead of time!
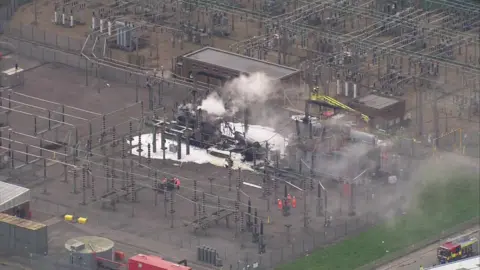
[377,226,480,270]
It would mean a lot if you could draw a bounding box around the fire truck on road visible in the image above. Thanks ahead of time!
[437,233,479,264]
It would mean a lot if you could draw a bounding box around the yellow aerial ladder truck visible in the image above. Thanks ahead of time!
[310,87,370,123]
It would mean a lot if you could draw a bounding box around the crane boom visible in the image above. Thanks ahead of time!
[310,93,370,123]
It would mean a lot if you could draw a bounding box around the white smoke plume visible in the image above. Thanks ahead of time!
[198,72,276,116]
[224,72,276,114]
[199,92,226,116]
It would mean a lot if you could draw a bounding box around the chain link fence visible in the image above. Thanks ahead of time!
[0,23,140,86]
[0,22,159,90]
[433,128,479,158]
[26,194,387,270]
[4,22,85,53]
[1,252,96,270]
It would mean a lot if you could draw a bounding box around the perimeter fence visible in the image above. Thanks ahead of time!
[0,22,147,87]
[28,195,387,270]
[0,21,210,96]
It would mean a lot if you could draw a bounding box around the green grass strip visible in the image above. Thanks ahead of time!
[277,169,479,270]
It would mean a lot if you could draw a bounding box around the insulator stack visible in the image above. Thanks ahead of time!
[112,126,116,146]
[131,171,135,202]
[104,161,109,190]
[240,212,245,232]
[234,201,239,222]
[91,173,96,201]
[73,169,77,192]
[102,115,106,136]
[138,131,142,152]
[193,180,197,202]
[129,122,133,142]
[81,166,86,205]
[121,136,126,158]
[147,143,151,164]
[82,166,86,190]
[104,160,108,174]
[202,192,206,217]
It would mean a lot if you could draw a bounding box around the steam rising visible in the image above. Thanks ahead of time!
[199,72,276,116]
[225,72,276,114]
[199,92,226,116]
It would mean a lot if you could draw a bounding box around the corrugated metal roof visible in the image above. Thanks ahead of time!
[426,256,480,270]
[0,181,31,213]
[357,94,399,110]
[183,47,299,79]
[0,213,46,230]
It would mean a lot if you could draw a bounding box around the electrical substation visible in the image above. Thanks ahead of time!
[0,0,479,269]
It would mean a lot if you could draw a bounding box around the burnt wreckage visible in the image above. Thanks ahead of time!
[154,103,267,162]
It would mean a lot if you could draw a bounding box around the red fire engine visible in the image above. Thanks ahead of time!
[128,254,192,270]
[437,234,479,264]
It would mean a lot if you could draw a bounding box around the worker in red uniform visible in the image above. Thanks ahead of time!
[291,196,297,208]
[277,199,283,210]
[174,178,181,190]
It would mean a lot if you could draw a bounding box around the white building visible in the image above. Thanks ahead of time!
[426,256,480,270]
[0,181,31,217]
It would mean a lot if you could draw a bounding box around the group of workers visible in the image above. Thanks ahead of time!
[277,194,297,209]
[161,177,181,190]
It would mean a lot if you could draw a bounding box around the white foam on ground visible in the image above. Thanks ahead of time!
[220,122,287,154]
[130,122,287,170]
[130,133,252,171]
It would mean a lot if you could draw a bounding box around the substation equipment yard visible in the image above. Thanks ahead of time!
[0,0,479,268]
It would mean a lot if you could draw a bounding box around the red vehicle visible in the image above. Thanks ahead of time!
[437,234,478,264]
[128,254,192,270]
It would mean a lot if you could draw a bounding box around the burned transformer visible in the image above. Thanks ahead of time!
[169,103,267,162]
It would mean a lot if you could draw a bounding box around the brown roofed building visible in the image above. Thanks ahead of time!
[175,47,301,86]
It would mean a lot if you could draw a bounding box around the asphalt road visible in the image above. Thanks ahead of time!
[376,226,480,270]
